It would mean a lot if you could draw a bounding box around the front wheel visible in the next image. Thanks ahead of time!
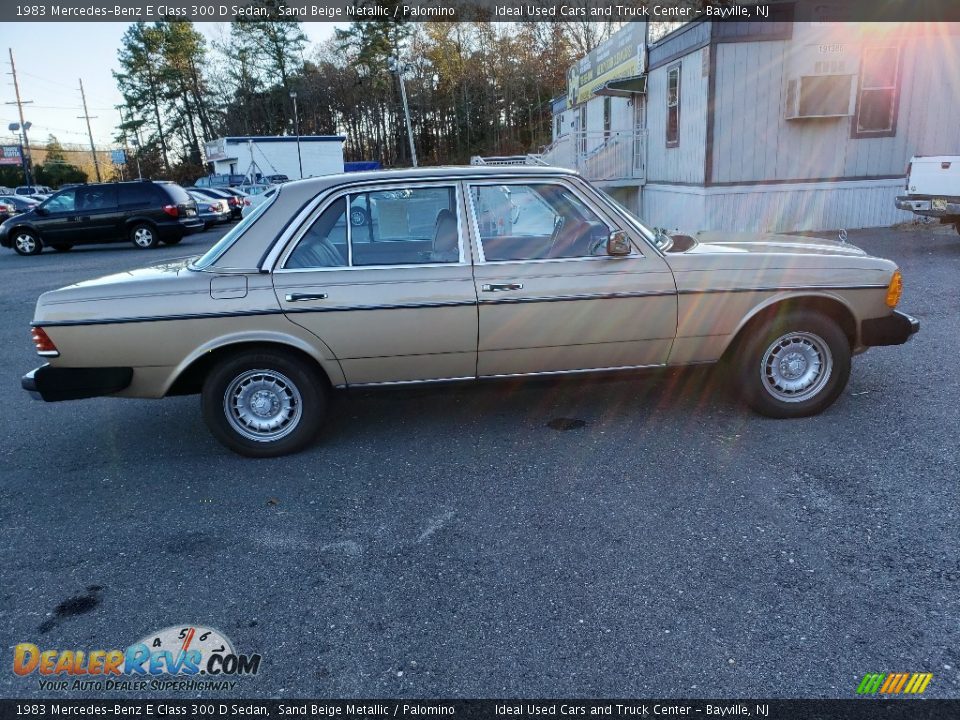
[738,311,851,418]
[130,223,159,249]
[201,350,328,457]
[12,229,42,256]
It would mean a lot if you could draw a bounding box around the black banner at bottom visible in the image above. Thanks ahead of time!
[1,700,959,720]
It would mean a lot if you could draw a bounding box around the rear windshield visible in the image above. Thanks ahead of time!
[160,183,192,204]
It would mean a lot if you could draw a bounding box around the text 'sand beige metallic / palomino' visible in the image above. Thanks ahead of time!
[22,167,918,456]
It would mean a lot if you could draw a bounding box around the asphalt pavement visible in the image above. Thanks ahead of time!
[0,222,957,699]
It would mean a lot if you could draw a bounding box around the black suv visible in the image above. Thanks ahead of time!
[0,181,202,255]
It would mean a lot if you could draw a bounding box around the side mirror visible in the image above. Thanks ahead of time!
[606,230,632,256]
[33,206,47,216]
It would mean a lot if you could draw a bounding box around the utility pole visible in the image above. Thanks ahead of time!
[388,56,418,168]
[78,78,102,182]
[289,90,303,179]
[6,48,33,186]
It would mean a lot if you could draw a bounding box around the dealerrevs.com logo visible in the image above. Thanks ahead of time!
[12,625,261,692]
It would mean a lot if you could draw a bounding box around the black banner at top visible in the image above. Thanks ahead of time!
[4,0,960,24]
[1,700,960,720]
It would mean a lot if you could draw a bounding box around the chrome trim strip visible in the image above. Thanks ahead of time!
[676,284,888,295]
[34,309,287,328]
[284,300,476,314]
[347,375,475,389]
[479,290,676,305]
[481,363,666,380]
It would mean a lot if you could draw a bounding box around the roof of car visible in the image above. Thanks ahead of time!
[285,164,579,190]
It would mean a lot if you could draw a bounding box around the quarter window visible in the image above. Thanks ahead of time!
[285,197,349,269]
[666,65,681,147]
[469,183,613,262]
[854,46,900,137]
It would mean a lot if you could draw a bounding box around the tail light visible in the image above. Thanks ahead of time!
[208,204,218,212]
[162,204,179,218]
[886,269,903,308]
[244,199,251,206]
[31,327,59,357]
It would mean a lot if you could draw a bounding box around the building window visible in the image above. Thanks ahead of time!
[555,115,562,138]
[603,97,612,140]
[854,46,900,137]
[666,65,680,147]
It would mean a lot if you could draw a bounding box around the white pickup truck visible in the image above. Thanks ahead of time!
[896,155,960,232]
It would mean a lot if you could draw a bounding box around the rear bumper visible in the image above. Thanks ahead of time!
[861,311,920,347]
[22,364,133,402]
[895,194,960,219]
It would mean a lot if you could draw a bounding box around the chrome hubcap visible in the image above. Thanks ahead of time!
[350,210,365,226]
[224,369,302,442]
[15,234,36,253]
[761,331,833,402]
[134,228,153,247]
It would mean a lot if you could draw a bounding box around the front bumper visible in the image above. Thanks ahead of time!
[895,195,960,219]
[861,311,920,347]
[23,364,133,402]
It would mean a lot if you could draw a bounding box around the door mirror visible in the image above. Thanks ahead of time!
[33,206,47,216]
[606,230,632,256]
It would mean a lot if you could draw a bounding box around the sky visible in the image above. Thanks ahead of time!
[0,22,340,152]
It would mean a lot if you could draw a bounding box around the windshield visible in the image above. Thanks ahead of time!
[595,190,671,251]
[189,190,278,270]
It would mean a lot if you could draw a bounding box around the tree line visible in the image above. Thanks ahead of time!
[113,14,622,182]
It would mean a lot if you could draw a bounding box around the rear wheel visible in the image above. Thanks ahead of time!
[12,229,42,256]
[201,350,328,458]
[130,223,159,249]
[738,310,851,418]
[51,243,73,252]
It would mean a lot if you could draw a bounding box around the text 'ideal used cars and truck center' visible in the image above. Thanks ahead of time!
[18,167,917,457]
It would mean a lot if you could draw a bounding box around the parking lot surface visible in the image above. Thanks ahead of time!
[0,223,957,699]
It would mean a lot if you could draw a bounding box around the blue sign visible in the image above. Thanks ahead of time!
[111,149,126,165]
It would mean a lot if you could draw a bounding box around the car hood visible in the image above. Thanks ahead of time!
[684,231,868,257]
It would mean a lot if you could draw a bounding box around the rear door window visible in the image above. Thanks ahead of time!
[120,184,161,208]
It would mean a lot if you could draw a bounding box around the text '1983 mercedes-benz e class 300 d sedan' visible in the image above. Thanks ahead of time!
[23,167,918,457]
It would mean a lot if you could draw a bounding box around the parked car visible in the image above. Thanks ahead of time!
[0,180,202,255]
[16,185,53,195]
[0,194,39,220]
[190,186,243,219]
[239,185,276,217]
[265,174,290,184]
[896,155,960,232]
[186,189,232,229]
[21,166,918,457]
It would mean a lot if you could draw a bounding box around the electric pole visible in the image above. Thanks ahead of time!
[6,48,33,186]
[78,78,102,182]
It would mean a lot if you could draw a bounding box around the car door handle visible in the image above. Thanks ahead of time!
[481,283,523,292]
[285,292,328,302]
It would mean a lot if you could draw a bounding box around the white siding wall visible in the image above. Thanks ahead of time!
[213,139,344,179]
[645,47,709,184]
[711,27,960,184]
[644,179,912,234]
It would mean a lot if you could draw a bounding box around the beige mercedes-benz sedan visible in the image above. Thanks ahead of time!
[23,166,918,457]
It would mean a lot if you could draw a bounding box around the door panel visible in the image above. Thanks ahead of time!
[467,180,678,377]
[272,185,478,385]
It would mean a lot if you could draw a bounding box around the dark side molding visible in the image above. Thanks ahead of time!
[22,365,133,402]
[861,311,920,347]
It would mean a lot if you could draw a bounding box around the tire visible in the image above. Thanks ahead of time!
[162,235,183,245]
[130,223,159,249]
[51,243,73,252]
[12,228,42,256]
[349,207,368,226]
[201,350,328,458]
[737,310,851,418]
